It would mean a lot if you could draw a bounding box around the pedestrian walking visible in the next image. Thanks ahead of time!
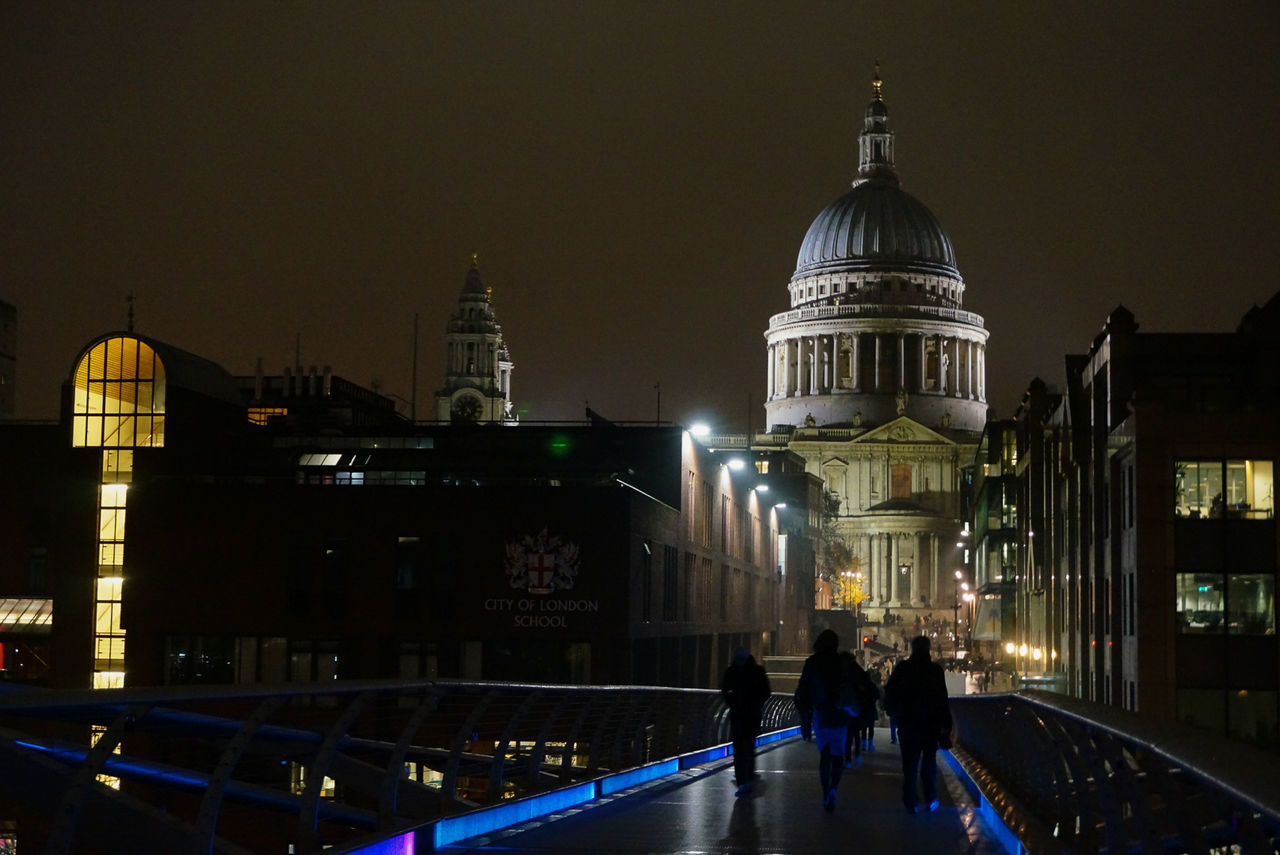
[722,646,771,797]
[793,629,860,812]
[883,635,953,814]
[840,651,876,768]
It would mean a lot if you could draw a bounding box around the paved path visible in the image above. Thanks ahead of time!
[442,727,1012,854]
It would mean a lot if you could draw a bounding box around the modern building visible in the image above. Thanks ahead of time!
[0,317,817,690]
[751,70,988,654]
[966,415,1019,669]
[1000,296,1279,748]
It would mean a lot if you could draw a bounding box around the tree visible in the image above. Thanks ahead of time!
[815,489,866,610]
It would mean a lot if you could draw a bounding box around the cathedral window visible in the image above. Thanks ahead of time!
[891,463,912,499]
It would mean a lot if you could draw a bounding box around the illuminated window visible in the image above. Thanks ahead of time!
[1176,459,1273,519]
[71,337,167,689]
[1177,573,1276,635]
[72,337,165,449]
[290,763,336,798]
[1175,573,1222,633]
[247,406,288,425]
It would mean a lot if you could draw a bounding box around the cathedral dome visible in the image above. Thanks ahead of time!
[793,181,957,280]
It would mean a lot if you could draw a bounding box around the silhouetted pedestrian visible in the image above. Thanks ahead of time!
[722,646,771,797]
[840,651,876,767]
[793,629,860,812]
[883,635,952,814]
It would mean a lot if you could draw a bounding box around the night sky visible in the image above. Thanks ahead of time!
[3,3,1277,429]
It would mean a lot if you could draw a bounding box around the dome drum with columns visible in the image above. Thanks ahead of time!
[765,69,988,434]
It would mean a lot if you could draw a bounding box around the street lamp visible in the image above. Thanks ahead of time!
[962,589,975,655]
[952,570,964,659]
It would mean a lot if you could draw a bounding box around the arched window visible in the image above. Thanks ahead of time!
[71,336,166,449]
[69,335,167,690]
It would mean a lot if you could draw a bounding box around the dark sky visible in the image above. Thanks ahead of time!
[3,2,1277,428]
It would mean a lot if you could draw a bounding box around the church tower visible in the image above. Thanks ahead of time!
[435,256,516,424]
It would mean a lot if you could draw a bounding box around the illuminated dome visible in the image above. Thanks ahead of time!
[764,68,989,434]
[794,181,958,280]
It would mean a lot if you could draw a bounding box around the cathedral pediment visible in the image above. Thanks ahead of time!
[854,417,951,445]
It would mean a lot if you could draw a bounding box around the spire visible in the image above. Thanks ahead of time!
[856,62,898,186]
[463,253,488,299]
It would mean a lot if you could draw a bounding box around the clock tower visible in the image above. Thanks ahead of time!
[435,256,517,424]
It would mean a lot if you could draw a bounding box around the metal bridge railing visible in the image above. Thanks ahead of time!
[950,691,1280,855]
[0,679,799,855]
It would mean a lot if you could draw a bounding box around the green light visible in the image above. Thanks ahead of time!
[547,434,573,459]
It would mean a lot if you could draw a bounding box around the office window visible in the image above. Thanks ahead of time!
[1175,573,1223,633]
[1227,574,1275,635]
[1176,459,1273,519]
[1176,573,1276,635]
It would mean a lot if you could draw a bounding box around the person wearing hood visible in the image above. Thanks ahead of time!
[883,634,953,814]
[722,646,771,796]
[793,629,861,812]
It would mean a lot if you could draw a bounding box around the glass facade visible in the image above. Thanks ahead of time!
[72,336,166,689]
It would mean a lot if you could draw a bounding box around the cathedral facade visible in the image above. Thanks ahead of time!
[760,71,989,640]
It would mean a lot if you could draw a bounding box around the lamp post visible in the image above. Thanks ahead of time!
[952,570,964,659]
[962,589,975,657]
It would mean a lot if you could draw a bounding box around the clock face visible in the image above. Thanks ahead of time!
[451,395,482,423]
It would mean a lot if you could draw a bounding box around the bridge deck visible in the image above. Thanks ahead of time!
[441,727,1011,854]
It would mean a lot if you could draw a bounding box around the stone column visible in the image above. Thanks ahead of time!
[851,334,860,391]
[967,340,974,399]
[897,333,906,390]
[874,334,883,392]
[931,534,941,604]
[809,337,819,395]
[767,343,776,400]
[952,338,962,398]
[868,534,879,602]
[918,334,927,392]
[889,535,901,604]
[906,533,918,604]
[823,335,833,392]
[879,534,889,603]
[977,344,986,401]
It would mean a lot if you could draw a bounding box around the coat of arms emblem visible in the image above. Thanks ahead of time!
[505,528,580,595]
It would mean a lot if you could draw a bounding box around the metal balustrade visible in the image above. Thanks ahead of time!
[950,691,1280,854]
[0,680,799,855]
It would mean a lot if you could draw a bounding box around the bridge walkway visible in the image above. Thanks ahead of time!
[442,727,1012,854]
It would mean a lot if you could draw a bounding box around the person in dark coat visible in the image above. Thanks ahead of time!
[840,651,877,768]
[883,634,952,814]
[722,646,771,796]
[793,629,859,812]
